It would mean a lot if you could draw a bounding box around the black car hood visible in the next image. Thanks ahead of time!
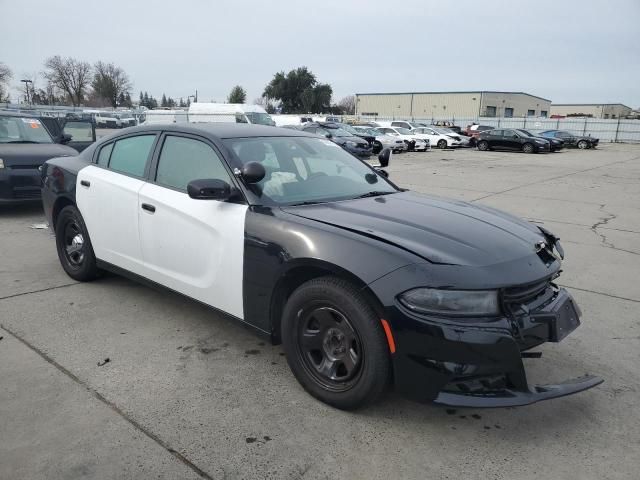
[0,143,78,167]
[282,191,546,266]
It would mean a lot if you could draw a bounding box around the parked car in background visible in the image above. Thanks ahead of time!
[464,124,494,145]
[410,126,466,149]
[0,112,78,203]
[94,112,121,129]
[432,121,463,135]
[430,127,471,147]
[116,113,136,128]
[377,127,428,151]
[332,122,376,148]
[387,120,428,130]
[300,122,372,157]
[516,129,564,152]
[352,126,408,153]
[477,128,550,153]
[538,130,599,149]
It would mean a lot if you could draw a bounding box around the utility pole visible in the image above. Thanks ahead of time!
[20,79,33,106]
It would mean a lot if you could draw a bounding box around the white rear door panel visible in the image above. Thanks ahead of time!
[76,165,146,274]
[138,183,247,319]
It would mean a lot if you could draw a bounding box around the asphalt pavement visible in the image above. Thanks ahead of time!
[1,143,639,479]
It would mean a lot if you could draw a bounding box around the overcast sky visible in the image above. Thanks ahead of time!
[2,0,639,107]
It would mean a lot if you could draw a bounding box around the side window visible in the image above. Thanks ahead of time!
[235,113,248,123]
[155,136,232,191]
[108,135,155,177]
[489,130,502,136]
[97,143,113,166]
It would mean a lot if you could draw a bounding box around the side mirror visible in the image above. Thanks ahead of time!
[241,161,266,184]
[378,147,392,168]
[325,132,333,139]
[187,179,232,200]
[60,133,72,144]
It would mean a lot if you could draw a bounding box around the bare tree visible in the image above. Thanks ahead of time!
[43,56,91,106]
[0,62,12,101]
[338,95,356,115]
[92,61,132,108]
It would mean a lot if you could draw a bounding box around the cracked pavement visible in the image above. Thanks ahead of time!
[1,143,639,479]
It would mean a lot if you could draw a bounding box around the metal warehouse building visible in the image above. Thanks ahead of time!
[355,91,552,119]
[550,104,633,119]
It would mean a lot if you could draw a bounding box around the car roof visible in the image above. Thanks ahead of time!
[100,123,318,140]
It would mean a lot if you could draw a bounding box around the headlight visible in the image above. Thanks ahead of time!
[345,141,358,147]
[0,158,4,169]
[398,288,500,317]
[535,140,547,144]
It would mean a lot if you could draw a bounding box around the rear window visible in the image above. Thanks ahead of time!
[108,135,155,177]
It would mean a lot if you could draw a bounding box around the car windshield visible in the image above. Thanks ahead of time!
[224,136,397,206]
[396,127,412,135]
[336,124,359,135]
[245,112,274,125]
[0,115,54,144]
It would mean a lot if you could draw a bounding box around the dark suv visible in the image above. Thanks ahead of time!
[477,128,550,153]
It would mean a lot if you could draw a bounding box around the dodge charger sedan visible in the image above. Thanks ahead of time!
[41,124,602,409]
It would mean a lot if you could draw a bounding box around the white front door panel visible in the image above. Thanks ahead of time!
[76,165,146,274]
[138,183,247,319]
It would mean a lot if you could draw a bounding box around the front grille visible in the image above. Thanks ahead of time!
[10,165,40,170]
[501,278,557,316]
[503,279,549,304]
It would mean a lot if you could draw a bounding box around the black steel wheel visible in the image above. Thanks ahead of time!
[477,140,489,151]
[296,307,362,389]
[281,277,391,410]
[522,142,535,154]
[55,205,101,281]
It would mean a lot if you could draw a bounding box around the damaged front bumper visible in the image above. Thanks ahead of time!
[382,285,603,408]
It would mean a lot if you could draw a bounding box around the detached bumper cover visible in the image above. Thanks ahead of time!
[434,375,603,407]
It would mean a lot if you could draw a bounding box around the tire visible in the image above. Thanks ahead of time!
[577,140,588,149]
[281,276,391,410]
[522,143,535,154]
[372,141,382,154]
[437,139,447,149]
[477,140,489,151]
[55,205,101,282]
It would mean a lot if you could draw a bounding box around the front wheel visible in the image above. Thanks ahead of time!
[522,142,535,154]
[437,139,447,149]
[477,140,489,151]
[55,205,101,282]
[281,277,391,410]
[577,140,588,149]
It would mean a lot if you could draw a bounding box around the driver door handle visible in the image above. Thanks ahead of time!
[141,203,156,213]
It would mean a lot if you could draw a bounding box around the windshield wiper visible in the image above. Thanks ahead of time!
[354,191,396,199]
[6,140,41,144]
[289,200,327,206]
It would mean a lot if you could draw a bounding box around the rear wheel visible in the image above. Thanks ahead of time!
[281,277,391,410]
[577,140,588,149]
[477,140,489,151]
[55,205,101,282]
[437,139,447,149]
[522,143,535,154]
